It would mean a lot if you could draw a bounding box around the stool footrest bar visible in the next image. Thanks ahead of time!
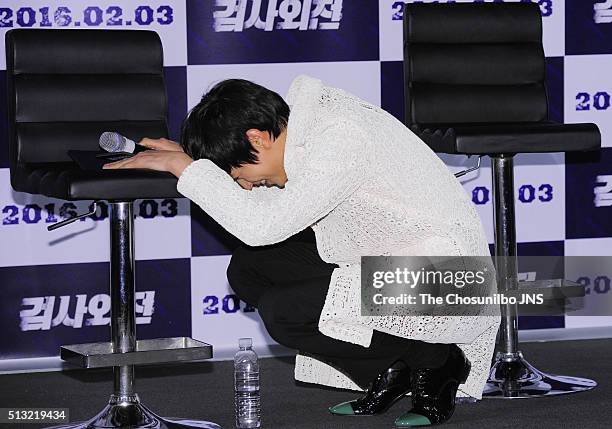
[60,337,212,368]
[517,278,585,300]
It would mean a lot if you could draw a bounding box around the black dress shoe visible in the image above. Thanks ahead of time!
[328,359,411,416]
[394,345,471,427]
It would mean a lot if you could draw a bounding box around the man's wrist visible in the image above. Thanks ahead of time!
[171,154,195,178]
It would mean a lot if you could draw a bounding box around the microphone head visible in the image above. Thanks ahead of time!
[99,131,126,152]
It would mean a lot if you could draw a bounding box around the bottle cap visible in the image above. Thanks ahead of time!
[239,338,252,349]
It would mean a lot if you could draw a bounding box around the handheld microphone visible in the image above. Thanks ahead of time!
[99,131,147,153]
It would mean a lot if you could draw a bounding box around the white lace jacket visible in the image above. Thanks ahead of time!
[176,74,501,400]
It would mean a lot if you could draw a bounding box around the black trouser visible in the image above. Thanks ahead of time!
[226,227,452,389]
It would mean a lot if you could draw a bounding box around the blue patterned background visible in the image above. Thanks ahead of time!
[1,0,611,363]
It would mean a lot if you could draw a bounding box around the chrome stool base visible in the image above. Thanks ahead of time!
[483,351,597,398]
[45,393,221,429]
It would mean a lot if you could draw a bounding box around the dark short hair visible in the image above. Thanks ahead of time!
[179,79,290,173]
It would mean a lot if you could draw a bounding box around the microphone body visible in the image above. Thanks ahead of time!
[99,132,147,153]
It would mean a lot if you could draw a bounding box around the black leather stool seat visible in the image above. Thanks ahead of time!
[403,3,601,157]
[409,121,601,155]
[12,163,181,201]
[6,29,179,202]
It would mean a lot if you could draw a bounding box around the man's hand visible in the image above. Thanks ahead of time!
[139,137,184,152]
[102,149,194,178]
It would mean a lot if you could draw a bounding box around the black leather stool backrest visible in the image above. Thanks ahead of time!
[5,29,169,182]
[403,2,547,126]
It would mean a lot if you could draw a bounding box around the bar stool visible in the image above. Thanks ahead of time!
[5,28,219,428]
[402,2,600,398]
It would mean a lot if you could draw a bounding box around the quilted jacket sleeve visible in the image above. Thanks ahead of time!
[176,119,371,246]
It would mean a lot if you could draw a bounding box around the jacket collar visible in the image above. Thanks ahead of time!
[283,74,323,180]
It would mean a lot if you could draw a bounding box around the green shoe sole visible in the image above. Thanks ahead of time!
[328,401,355,416]
[394,412,433,427]
[329,392,411,417]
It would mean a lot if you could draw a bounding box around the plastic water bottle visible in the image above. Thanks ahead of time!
[234,338,261,428]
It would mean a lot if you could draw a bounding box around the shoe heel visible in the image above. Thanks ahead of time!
[457,360,471,384]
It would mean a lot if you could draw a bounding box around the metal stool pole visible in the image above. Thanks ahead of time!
[47,202,221,428]
[483,155,597,398]
[492,155,520,362]
[111,201,137,400]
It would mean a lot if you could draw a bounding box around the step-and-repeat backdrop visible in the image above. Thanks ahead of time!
[1,0,611,362]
